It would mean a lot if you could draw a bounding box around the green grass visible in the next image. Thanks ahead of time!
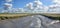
[0,13,32,20]
[0,13,60,20]
[42,14,60,20]
[42,14,60,17]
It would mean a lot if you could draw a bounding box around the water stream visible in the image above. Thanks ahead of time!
[0,15,60,28]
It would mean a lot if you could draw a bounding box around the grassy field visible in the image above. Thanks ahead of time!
[0,13,32,20]
[0,13,60,20]
[42,14,60,17]
[0,13,29,17]
[42,14,60,20]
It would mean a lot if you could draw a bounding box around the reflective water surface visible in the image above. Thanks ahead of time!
[0,15,60,28]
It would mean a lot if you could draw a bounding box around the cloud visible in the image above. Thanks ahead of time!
[2,0,50,13]
[4,3,12,10]
[33,0,49,13]
[3,0,60,13]
[5,0,12,2]
[24,0,49,13]
[2,0,45,13]
[48,5,60,12]
[53,0,60,4]
[4,3,12,8]
[8,8,25,13]
[26,2,33,9]
[43,6,49,12]
[34,0,43,5]
[33,0,43,8]
[47,0,60,13]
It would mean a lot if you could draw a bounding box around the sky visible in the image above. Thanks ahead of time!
[0,0,60,13]
[0,0,52,8]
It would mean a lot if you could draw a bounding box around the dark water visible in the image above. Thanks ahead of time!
[0,15,60,28]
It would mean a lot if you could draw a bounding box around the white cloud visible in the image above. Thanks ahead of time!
[25,0,48,13]
[26,2,33,9]
[2,0,50,13]
[33,0,48,13]
[43,6,49,12]
[18,8,24,12]
[26,2,33,7]
[53,0,60,4]
[4,3,12,10]
[48,4,60,12]
[4,3,12,8]
[47,0,60,13]
[33,0,43,8]
[5,0,12,2]
[4,3,12,7]
[34,0,43,5]
[3,0,60,13]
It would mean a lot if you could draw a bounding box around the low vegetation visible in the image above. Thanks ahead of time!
[0,13,32,20]
[0,13,60,20]
[42,14,60,20]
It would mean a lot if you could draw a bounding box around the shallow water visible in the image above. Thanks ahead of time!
[0,15,60,28]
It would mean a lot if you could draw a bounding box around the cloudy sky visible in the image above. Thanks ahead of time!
[0,0,60,13]
[0,0,52,8]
